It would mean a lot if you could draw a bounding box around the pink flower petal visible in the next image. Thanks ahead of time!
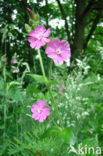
[30,42,37,49]
[29,31,36,37]
[32,113,39,120]
[61,40,66,44]
[41,25,45,33]
[47,53,57,58]
[44,28,50,37]
[60,52,70,61]
[54,38,60,44]
[42,38,51,43]
[58,91,63,95]
[38,100,46,108]
[35,25,41,32]
[45,47,56,54]
[53,57,58,64]
[35,40,44,49]
[61,84,65,89]
[28,37,36,43]
[40,39,46,45]
[38,113,47,122]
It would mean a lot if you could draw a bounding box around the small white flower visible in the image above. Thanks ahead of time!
[66,58,70,66]
[65,105,68,109]
[97,74,101,80]
[51,148,54,152]
[57,120,59,124]
[82,112,89,116]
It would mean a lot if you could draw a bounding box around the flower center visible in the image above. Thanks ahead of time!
[37,35,42,40]
[56,49,61,54]
[38,108,42,113]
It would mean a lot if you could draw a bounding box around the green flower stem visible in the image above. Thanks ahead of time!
[37,49,47,81]
[37,49,63,128]
[49,60,53,81]
[3,66,6,82]
[3,100,6,141]
[47,86,63,128]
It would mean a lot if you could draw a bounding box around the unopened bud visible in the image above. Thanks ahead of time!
[35,13,39,21]
[25,24,31,33]
[29,19,39,27]
[27,8,35,20]
[29,19,36,24]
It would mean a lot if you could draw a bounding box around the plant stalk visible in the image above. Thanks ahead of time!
[37,49,63,128]
[49,60,53,81]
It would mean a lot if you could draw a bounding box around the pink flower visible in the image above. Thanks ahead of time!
[27,8,31,12]
[58,91,63,95]
[13,68,18,73]
[28,25,50,50]
[31,100,50,122]
[12,59,17,64]
[88,130,93,134]
[45,38,71,64]
[61,84,65,90]
[2,58,6,62]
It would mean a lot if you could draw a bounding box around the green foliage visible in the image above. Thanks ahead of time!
[29,74,47,83]
[0,61,103,155]
[42,126,75,145]
[8,133,64,156]
[0,0,103,155]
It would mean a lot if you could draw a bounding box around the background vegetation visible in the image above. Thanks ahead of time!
[0,0,103,155]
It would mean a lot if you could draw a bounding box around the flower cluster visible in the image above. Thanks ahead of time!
[12,59,17,64]
[28,25,71,65]
[11,58,18,73]
[28,25,71,123]
[58,84,66,95]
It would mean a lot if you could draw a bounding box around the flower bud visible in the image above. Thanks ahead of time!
[2,58,6,62]
[27,8,39,26]
[12,59,17,64]
[25,24,32,33]
[35,13,39,22]
[27,8,35,20]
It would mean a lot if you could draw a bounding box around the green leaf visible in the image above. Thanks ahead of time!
[25,24,31,33]
[48,80,57,85]
[59,127,76,145]
[22,32,29,36]
[42,126,60,138]
[42,127,76,145]
[29,74,47,83]
[7,81,21,90]
[0,125,5,129]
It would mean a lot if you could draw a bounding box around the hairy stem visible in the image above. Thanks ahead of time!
[49,60,53,81]
[38,49,46,79]
[37,49,63,128]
